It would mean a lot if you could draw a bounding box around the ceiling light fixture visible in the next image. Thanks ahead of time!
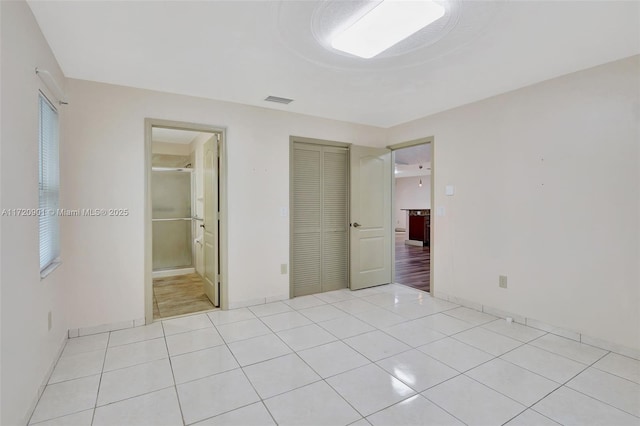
[330,0,446,59]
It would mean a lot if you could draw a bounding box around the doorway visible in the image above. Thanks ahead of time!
[390,139,433,293]
[290,137,394,296]
[144,119,227,324]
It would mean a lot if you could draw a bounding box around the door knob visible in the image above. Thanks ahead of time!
[200,224,206,229]
[353,222,361,228]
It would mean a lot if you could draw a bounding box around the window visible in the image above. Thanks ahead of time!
[39,93,60,274]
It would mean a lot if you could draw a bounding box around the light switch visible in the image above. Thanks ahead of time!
[445,185,455,196]
[436,206,445,216]
[280,207,288,217]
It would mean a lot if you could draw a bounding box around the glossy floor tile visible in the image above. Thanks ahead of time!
[367,394,463,426]
[93,388,183,426]
[422,375,525,425]
[326,364,415,416]
[30,285,640,426]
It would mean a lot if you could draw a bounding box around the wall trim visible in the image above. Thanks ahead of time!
[228,294,289,310]
[435,291,640,360]
[68,317,146,338]
[152,267,195,279]
[64,287,639,360]
[24,334,67,425]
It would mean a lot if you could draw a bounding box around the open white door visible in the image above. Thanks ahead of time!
[350,145,392,290]
[203,137,219,306]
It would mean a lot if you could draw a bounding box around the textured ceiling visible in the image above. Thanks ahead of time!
[28,1,640,127]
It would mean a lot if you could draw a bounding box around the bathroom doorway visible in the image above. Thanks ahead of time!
[144,119,227,323]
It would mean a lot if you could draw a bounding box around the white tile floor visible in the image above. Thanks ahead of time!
[29,284,640,426]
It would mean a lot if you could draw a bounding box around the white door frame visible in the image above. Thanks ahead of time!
[388,136,435,294]
[144,118,228,324]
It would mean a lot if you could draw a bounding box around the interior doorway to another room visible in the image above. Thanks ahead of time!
[145,121,226,322]
[392,141,432,292]
[290,136,395,297]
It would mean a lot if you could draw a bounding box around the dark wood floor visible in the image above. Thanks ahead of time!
[395,233,430,292]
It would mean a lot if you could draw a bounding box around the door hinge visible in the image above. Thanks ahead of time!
[216,133,221,142]
[217,274,221,284]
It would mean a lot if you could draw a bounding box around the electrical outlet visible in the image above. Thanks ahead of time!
[48,311,52,331]
[281,264,288,275]
[499,275,508,289]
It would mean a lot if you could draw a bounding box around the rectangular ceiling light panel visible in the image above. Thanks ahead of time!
[331,0,446,59]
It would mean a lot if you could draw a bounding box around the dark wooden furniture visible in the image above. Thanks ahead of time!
[403,209,430,246]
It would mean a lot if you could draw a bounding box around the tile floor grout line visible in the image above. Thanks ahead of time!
[489,348,632,425]
[321,371,381,421]
[159,320,188,426]
[527,406,569,425]
[29,338,105,425]
[296,311,465,421]
[557,351,640,419]
[589,363,640,385]
[416,385,473,426]
[519,336,600,367]
[495,349,574,386]
[219,336,281,426]
[499,407,531,426]
[92,384,176,410]
[105,334,166,350]
[463,366,559,409]
[30,287,640,426]
[90,330,112,426]
[456,372,530,415]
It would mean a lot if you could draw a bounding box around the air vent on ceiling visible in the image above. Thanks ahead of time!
[265,95,294,104]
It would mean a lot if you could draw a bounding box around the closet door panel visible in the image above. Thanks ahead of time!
[322,148,348,291]
[292,145,322,296]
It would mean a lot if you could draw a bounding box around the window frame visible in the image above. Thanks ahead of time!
[38,91,61,277]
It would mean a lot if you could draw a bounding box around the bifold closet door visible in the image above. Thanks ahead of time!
[321,148,348,291]
[292,143,348,297]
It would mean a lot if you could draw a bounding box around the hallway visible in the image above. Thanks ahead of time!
[394,233,430,292]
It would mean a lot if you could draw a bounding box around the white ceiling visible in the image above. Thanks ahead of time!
[394,144,431,177]
[152,128,206,145]
[394,143,431,166]
[28,1,640,128]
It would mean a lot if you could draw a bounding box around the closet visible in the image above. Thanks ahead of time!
[291,142,348,296]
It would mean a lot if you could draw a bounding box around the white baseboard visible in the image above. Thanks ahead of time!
[69,317,146,338]
[435,291,640,360]
[152,267,195,278]
[24,334,67,425]
[227,293,289,310]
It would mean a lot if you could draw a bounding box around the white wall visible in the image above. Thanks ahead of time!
[0,2,70,424]
[62,78,386,328]
[388,56,640,351]
[395,176,431,230]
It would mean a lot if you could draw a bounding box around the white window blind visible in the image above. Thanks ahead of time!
[39,93,60,273]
